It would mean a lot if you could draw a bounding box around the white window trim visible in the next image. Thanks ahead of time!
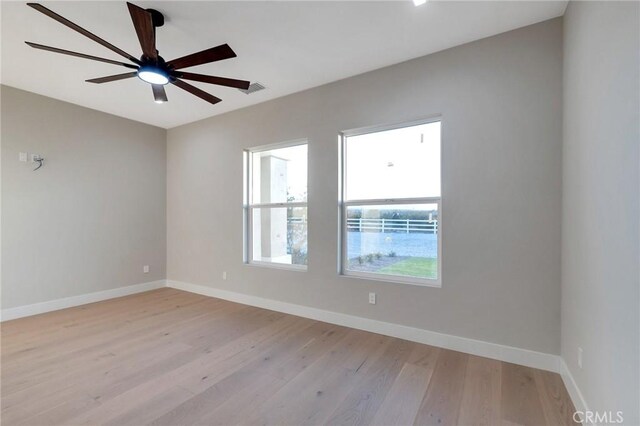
[339,116,442,287]
[244,139,308,271]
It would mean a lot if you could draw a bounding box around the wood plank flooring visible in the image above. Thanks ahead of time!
[1,288,577,425]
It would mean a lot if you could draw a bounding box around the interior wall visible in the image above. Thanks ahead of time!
[561,1,639,423]
[167,18,563,354]
[1,86,167,309]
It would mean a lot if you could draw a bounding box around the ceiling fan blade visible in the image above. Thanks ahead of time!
[27,3,141,65]
[172,79,221,105]
[167,44,236,70]
[172,72,250,90]
[152,84,168,103]
[127,2,156,60]
[86,72,138,84]
[25,42,138,69]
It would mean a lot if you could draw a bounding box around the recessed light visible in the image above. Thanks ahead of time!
[413,0,427,6]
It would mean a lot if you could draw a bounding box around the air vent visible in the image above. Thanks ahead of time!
[239,82,266,95]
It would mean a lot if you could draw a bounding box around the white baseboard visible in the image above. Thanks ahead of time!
[167,279,561,373]
[559,358,590,424]
[0,279,166,322]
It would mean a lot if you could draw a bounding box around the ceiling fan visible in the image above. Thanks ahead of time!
[25,2,251,105]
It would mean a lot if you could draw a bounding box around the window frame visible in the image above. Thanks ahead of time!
[339,116,442,287]
[244,138,308,271]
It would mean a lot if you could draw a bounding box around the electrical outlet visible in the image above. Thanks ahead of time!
[578,347,583,369]
[19,152,28,162]
[369,292,376,305]
[222,271,227,280]
[143,265,150,273]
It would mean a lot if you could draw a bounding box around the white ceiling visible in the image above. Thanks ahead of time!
[1,1,567,129]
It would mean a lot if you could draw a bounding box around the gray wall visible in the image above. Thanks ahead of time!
[1,86,167,309]
[562,2,639,423]
[167,18,563,354]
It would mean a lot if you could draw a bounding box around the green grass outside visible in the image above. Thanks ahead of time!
[378,257,437,280]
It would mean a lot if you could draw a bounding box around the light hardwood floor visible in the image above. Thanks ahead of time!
[1,288,576,425]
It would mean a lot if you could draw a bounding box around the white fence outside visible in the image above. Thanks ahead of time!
[287,217,438,234]
[346,218,438,234]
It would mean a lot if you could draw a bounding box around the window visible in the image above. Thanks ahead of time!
[340,119,441,285]
[244,141,308,269]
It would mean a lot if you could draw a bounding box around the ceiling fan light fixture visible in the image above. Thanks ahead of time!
[137,65,169,85]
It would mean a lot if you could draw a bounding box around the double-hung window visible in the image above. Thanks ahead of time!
[340,119,441,286]
[244,141,308,269]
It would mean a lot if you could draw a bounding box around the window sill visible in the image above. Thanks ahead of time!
[245,261,307,272]
[340,270,441,288]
